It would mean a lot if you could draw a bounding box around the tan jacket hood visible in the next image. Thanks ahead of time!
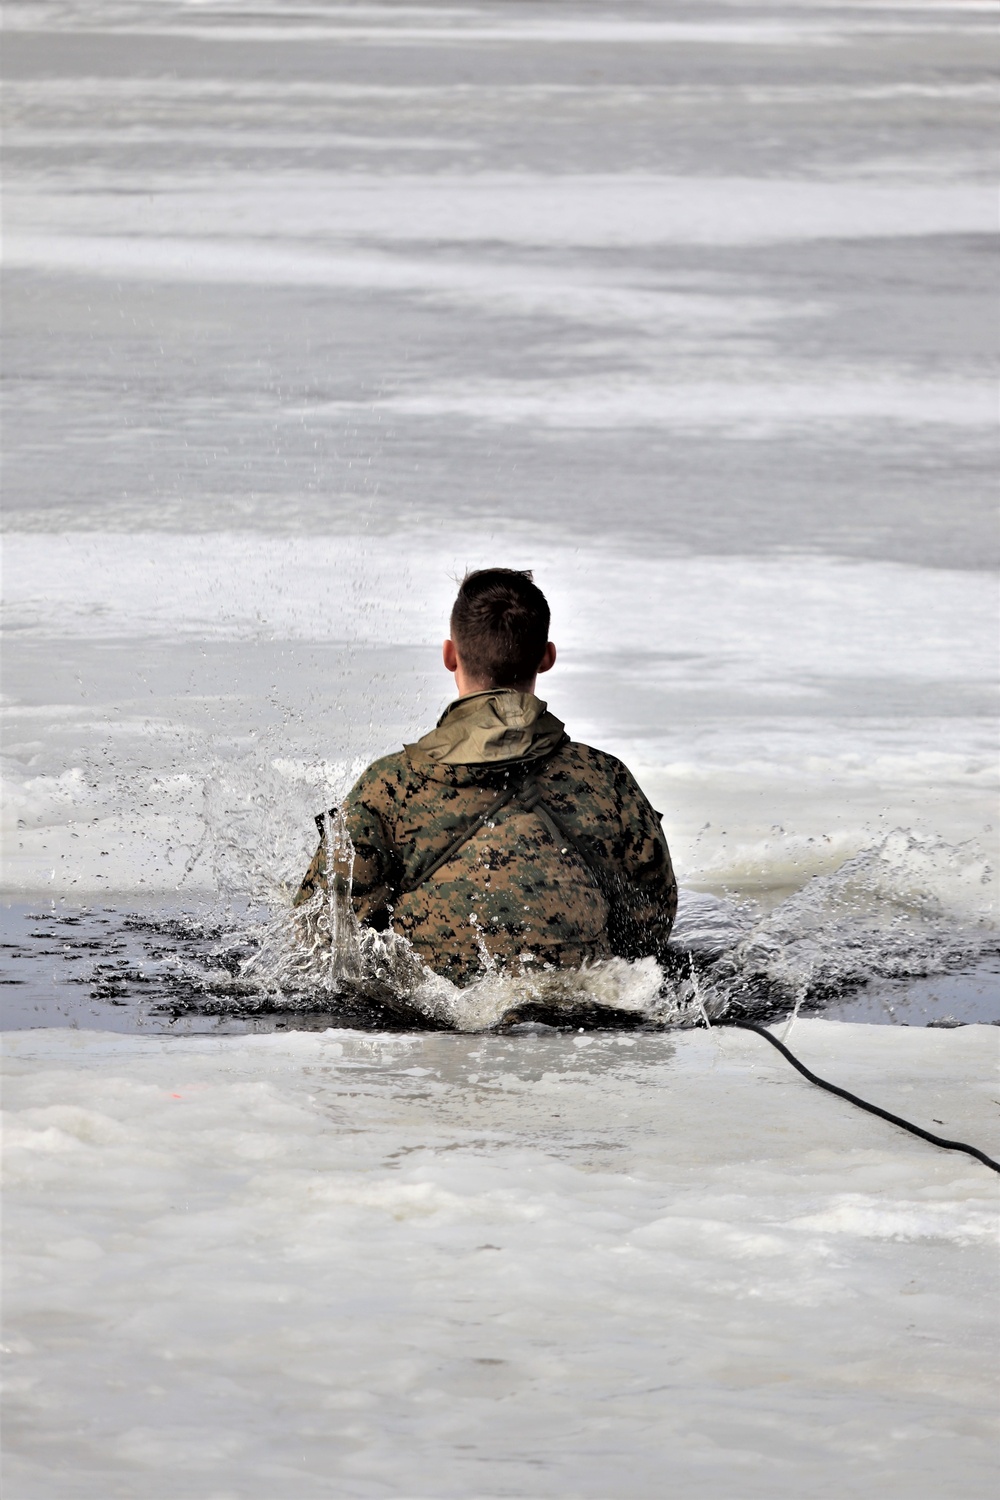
[406,690,566,770]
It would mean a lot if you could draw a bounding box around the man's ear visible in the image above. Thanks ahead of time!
[443,639,459,673]
[537,641,557,675]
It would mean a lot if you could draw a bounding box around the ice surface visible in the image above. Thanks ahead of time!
[2,2,998,1489]
[3,1021,998,1498]
[9,173,995,252]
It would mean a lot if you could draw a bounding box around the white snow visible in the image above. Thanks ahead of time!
[4,535,995,673]
[3,2,998,1490]
[8,173,994,255]
[3,1020,998,1498]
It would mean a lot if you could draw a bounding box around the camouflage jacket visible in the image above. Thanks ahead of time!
[295,690,677,986]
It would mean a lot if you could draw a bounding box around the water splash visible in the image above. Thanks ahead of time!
[182,753,363,903]
[225,815,717,1030]
[205,827,995,1032]
[24,827,986,1035]
[720,829,995,1009]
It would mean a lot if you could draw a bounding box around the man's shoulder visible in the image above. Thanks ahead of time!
[549,739,660,818]
[555,739,634,783]
[361,748,410,780]
[346,749,415,804]
[345,737,643,801]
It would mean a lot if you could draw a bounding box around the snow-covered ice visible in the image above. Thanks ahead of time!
[3,1021,998,1498]
[2,0,998,1492]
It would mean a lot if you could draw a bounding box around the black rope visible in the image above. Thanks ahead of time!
[723,1020,1000,1176]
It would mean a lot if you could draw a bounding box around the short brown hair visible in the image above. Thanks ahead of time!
[450,568,550,687]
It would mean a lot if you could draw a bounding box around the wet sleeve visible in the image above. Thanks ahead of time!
[293,766,401,929]
[605,766,678,962]
[293,836,328,909]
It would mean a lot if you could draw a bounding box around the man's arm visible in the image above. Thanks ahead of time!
[604,765,678,962]
[293,836,328,908]
[293,762,402,929]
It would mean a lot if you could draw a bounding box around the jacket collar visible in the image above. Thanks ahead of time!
[405,689,566,773]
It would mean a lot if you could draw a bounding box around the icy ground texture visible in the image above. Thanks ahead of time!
[3,1021,998,1499]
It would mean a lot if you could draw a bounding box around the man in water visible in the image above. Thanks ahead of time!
[295,568,677,985]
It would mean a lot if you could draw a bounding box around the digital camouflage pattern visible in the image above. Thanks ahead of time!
[295,690,677,986]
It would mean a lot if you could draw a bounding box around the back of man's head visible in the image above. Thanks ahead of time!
[450,569,550,688]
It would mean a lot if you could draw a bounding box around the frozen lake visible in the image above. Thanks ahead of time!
[2,0,998,1494]
[4,1020,998,1499]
